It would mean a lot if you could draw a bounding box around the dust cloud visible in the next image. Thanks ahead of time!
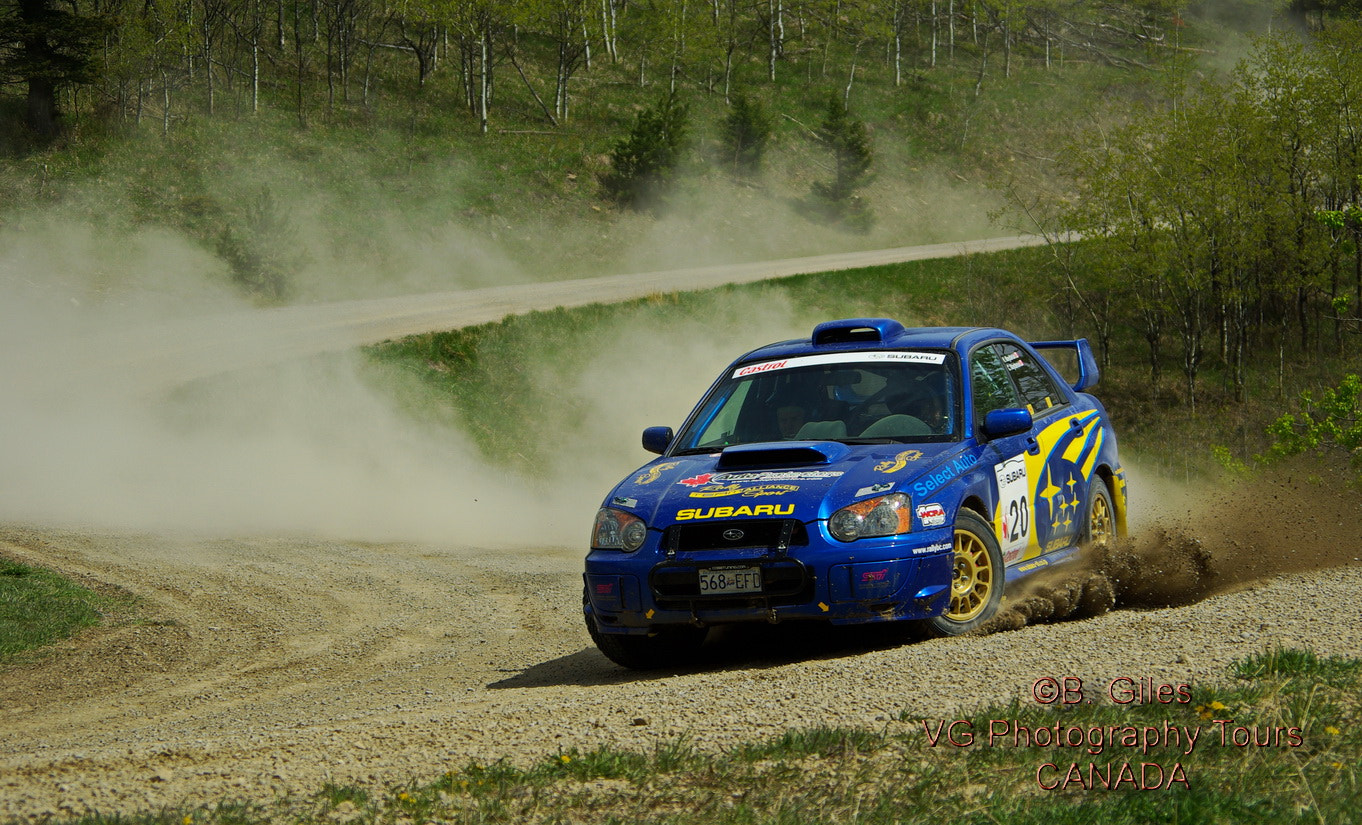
[984,460,1362,632]
[0,126,1000,548]
[0,216,817,547]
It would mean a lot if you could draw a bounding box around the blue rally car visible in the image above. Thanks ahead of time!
[584,318,1127,668]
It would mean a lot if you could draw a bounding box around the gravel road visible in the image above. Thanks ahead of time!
[2,517,1359,821]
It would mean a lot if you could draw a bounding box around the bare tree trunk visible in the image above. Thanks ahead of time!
[1002,22,1011,78]
[723,44,734,100]
[601,0,617,61]
[948,0,954,60]
[893,27,901,85]
[508,47,557,125]
[582,17,591,70]
[930,0,937,68]
[326,16,335,110]
[974,29,988,96]
[767,0,777,81]
[162,70,171,136]
[294,0,306,127]
[556,40,568,121]
[484,25,495,134]
[201,8,216,115]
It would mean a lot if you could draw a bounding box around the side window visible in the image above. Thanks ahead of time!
[998,344,1065,415]
[970,345,1022,424]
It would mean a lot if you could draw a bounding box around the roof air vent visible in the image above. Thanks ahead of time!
[811,318,906,347]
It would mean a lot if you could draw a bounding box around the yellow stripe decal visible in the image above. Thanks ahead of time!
[1081,428,1106,478]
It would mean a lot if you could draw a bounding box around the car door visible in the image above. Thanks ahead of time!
[991,342,1092,556]
[968,343,1041,565]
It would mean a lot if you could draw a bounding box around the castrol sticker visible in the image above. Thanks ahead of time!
[732,351,946,378]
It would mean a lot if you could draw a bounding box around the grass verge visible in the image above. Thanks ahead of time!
[0,554,134,663]
[51,647,1360,824]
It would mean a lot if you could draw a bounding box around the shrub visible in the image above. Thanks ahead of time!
[1263,373,1362,469]
[804,93,874,230]
[600,92,689,212]
[719,93,773,176]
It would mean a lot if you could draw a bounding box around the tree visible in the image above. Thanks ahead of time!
[449,0,506,133]
[1,0,104,140]
[600,92,689,211]
[522,0,591,123]
[1307,24,1362,346]
[806,92,874,229]
[719,92,772,176]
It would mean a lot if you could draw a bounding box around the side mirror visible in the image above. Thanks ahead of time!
[641,426,674,455]
[982,408,1033,440]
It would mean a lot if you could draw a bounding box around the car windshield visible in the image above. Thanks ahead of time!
[673,351,961,453]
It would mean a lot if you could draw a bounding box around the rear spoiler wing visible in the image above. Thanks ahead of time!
[1028,338,1100,392]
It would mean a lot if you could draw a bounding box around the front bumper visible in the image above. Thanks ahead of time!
[585,521,954,634]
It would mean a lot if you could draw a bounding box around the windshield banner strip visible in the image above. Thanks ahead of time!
[732,351,947,378]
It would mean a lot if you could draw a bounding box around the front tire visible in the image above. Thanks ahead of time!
[925,510,1004,637]
[584,594,707,669]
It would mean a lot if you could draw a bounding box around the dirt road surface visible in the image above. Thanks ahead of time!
[2,527,1360,820]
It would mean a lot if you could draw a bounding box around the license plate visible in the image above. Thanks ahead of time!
[698,566,762,594]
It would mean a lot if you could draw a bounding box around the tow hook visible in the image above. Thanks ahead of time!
[766,607,779,624]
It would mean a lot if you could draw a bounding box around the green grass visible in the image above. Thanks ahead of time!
[1232,648,1362,686]
[0,555,126,662]
[49,648,1362,824]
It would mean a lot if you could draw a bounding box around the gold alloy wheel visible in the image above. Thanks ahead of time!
[1088,489,1114,546]
[947,528,994,622]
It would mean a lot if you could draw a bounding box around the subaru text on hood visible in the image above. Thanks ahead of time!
[584,318,1127,668]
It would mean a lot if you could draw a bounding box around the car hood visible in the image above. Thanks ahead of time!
[609,440,981,527]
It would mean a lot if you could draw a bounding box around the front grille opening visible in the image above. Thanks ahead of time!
[665,519,808,553]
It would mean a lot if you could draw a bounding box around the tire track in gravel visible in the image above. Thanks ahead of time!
[1,522,1360,822]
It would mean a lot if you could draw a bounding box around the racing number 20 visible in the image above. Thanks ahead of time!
[994,454,1031,559]
[1006,496,1029,543]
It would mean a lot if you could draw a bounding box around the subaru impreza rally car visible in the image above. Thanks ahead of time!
[584,318,1127,668]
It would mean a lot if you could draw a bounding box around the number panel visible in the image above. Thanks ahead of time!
[994,454,1031,563]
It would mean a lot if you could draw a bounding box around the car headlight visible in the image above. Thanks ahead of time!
[828,494,912,542]
[591,507,648,551]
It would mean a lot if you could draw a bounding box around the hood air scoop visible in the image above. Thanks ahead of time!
[716,441,851,469]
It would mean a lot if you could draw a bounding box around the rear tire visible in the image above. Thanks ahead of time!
[1081,481,1116,547]
[925,510,1004,637]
